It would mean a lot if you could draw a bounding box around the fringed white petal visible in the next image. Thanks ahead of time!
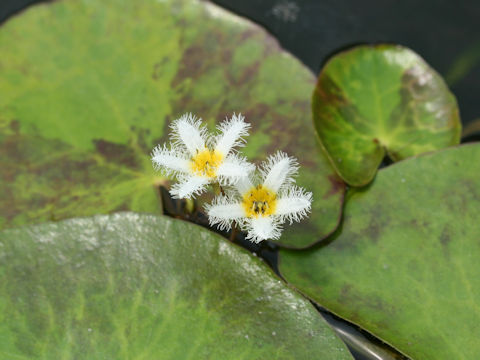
[170,175,209,199]
[216,154,255,186]
[170,113,207,156]
[205,196,245,231]
[275,186,313,224]
[213,113,251,155]
[260,151,299,192]
[245,216,282,243]
[234,173,254,195]
[151,144,191,176]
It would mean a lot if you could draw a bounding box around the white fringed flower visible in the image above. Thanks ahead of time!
[205,151,313,243]
[151,113,254,199]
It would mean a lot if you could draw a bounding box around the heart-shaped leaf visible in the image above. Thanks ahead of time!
[0,212,352,359]
[312,44,461,186]
[0,0,344,248]
[279,144,480,359]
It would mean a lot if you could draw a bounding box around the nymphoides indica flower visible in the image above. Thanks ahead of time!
[205,151,312,242]
[151,113,254,199]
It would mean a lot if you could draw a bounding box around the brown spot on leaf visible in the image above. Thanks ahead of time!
[129,125,152,153]
[239,28,257,42]
[439,227,452,259]
[409,218,430,228]
[151,57,169,81]
[220,48,232,64]
[364,204,389,244]
[10,119,20,133]
[339,283,396,321]
[226,62,260,86]
[244,103,270,122]
[93,139,139,169]
[439,228,451,247]
[368,220,381,244]
[340,284,352,301]
[316,75,349,106]
[323,174,345,199]
[172,45,208,87]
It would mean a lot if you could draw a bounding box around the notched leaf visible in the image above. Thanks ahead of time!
[280,144,480,360]
[313,44,462,186]
[0,0,345,248]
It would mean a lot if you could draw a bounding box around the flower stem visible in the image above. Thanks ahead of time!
[229,223,238,243]
[212,183,226,196]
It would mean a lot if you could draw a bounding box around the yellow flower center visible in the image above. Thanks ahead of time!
[242,185,277,218]
[190,149,223,178]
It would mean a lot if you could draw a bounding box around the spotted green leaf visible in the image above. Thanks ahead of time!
[312,44,461,186]
[0,212,353,359]
[279,144,480,359]
[0,0,344,248]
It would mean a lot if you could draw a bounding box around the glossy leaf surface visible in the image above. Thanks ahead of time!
[312,44,461,186]
[0,0,344,247]
[0,212,353,359]
[279,144,480,359]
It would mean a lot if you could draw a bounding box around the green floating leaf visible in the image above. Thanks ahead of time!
[312,44,461,186]
[0,213,352,359]
[279,144,480,359]
[0,0,343,248]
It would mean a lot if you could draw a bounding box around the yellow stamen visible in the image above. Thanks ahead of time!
[242,185,277,218]
[190,149,223,178]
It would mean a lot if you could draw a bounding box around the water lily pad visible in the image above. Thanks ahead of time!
[279,144,480,359]
[0,212,352,359]
[0,0,343,248]
[312,44,461,186]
